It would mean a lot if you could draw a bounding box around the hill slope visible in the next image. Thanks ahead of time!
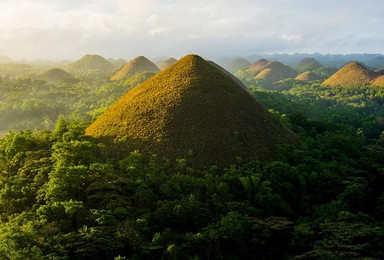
[323,61,378,87]
[110,56,160,81]
[86,54,296,167]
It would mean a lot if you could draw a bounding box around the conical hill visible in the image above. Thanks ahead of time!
[296,58,321,72]
[66,54,115,73]
[261,61,297,78]
[41,68,75,82]
[253,61,297,82]
[86,54,296,167]
[295,71,321,81]
[372,75,384,87]
[159,57,177,70]
[247,59,269,74]
[110,56,160,81]
[226,58,251,73]
[323,61,378,87]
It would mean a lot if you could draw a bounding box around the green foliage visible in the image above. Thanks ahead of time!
[0,55,383,259]
[0,72,147,135]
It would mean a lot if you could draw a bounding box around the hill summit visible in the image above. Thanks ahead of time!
[323,61,378,87]
[86,54,296,167]
[66,54,115,73]
[110,56,160,81]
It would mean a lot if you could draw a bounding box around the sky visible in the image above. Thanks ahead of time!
[1,0,384,61]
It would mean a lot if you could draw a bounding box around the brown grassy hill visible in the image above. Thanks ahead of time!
[253,61,297,83]
[371,75,384,87]
[41,68,74,82]
[226,58,251,73]
[323,61,378,87]
[255,68,286,82]
[296,58,321,72]
[110,56,160,81]
[295,71,321,81]
[247,59,269,75]
[159,57,177,70]
[262,61,297,78]
[66,54,115,73]
[86,54,296,167]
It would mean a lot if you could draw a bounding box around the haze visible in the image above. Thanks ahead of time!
[1,0,383,61]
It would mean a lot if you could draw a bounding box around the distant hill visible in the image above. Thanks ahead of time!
[41,68,75,82]
[110,56,160,81]
[86,54,296,167]
[225,58,251,73]
[158,57,177,70]
[296,58,322,72]
[371,75,384,87]
[295,71,321,81]
[0,55,13,63]
[0,63,33,78]
[108,58,127,67]
[247,59,269,75]
[366,56,384,69]
[323,61,378,87]
[251,61,297,83]
[66,54,115,74]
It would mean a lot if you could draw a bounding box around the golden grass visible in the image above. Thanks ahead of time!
[110,56,160,81]
[371,75,384,87]
[247,59,269,75]
[249,60,297,82]
[295,71,321,81]
[86,54,296,167]
[323,61,378,87]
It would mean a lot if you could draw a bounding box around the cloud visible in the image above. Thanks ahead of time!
[0,0,383,60]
